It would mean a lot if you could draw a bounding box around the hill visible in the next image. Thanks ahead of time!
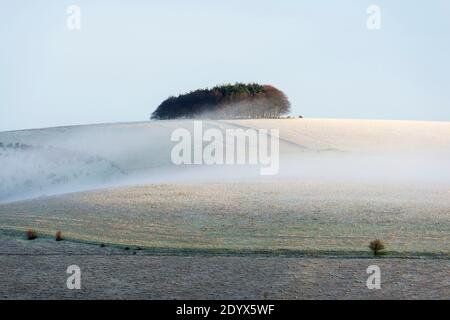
[0,119,449,257]
[1,119,449,202]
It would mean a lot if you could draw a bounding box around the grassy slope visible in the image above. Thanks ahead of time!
[1,119,449,257]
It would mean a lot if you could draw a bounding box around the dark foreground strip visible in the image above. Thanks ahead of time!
[0,300,445,318]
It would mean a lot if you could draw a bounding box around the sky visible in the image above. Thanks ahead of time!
[1,0,449,131]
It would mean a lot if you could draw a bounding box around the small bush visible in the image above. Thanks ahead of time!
[369,239,385,256]
[55,230,63,241]
[26,229,37,240]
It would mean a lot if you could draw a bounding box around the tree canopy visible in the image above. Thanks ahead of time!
[151,83,291,120]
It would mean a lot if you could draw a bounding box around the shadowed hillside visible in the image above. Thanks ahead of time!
[151,83,291,120]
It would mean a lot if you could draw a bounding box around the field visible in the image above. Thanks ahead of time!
[0,119,449,299]
[1,233,448,299]
[0,182,449,255]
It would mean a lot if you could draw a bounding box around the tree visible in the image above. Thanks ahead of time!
[151,83,291,120]
[369,239,385,256]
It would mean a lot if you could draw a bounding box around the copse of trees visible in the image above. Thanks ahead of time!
[150,83,291,120]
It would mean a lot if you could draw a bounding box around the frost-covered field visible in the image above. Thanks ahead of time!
[1,119,449,299]
[0,119,449,255]
[1,232,448,299]
[0,182,449,255]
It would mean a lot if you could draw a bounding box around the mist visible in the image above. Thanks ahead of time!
[1,119,449,203]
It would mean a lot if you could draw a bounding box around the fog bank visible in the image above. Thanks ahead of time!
[1,119,449,202]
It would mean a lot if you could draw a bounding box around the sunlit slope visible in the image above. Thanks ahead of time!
[225,119,450,154]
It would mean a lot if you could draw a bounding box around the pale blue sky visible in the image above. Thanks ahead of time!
[1,0,449,131]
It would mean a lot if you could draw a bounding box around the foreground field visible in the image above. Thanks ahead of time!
[0,182,449,255]
[0,233,448,299]
[1,119,449,299]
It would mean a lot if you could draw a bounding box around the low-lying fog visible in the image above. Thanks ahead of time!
[1,119,449,202]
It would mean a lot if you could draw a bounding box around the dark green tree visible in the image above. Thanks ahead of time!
[151,83,291,120]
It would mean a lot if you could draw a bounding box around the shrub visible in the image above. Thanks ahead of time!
[55,230,63,241]
[26,229,37,240]
[369,239,385,256]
